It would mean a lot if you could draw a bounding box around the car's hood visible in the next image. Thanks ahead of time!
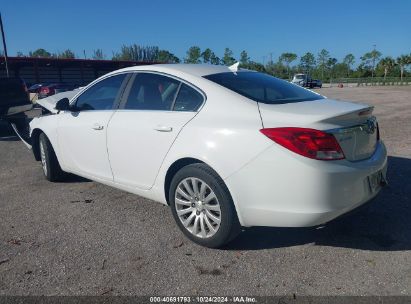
[36,88,82,113]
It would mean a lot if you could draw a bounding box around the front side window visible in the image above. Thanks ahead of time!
[205,71,323,104]
[124,73,180,110]
[75,74,126,111]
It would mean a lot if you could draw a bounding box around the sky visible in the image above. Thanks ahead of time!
[1,0,410,64]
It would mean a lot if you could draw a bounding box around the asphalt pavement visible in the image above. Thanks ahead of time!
[0,86,410,296]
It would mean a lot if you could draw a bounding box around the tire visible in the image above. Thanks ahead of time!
[39,133,66,182]
[169,163,241,248]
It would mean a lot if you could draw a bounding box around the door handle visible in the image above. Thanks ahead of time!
[92,123,104,130]
[154,125,173,132]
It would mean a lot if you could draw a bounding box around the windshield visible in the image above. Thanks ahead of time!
[204,71,323,104]
[295,75,305,79]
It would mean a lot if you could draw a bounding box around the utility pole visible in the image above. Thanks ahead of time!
[372,44,376,78]
[0,12,10,77]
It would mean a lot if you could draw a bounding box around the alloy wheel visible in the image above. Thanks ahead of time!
[174,177,221,238]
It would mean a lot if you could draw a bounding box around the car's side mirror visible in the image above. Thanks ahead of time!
[55,98,71,112]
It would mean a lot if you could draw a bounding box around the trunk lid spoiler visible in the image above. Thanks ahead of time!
[258,99,373,129]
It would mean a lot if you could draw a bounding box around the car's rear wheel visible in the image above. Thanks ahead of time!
[169,163,240,248]
[39,133,66,182]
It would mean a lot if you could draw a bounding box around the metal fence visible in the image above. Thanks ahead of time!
[329,77,411,87]
[0,57,157,87]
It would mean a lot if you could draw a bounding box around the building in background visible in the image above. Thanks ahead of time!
[0,57,157,86]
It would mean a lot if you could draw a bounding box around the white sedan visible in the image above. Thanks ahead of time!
[29,64,388,248]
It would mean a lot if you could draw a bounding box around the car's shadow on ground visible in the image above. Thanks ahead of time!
[0,135,20,141]
[59,174,91,183]
[226,155,410,251]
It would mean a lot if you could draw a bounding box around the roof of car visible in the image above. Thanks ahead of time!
[114,63,239,78]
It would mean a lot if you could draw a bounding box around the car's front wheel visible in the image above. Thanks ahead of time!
[39,133,66,182]
[169,163,241,248]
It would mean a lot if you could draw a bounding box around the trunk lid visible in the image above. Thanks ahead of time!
[258,99,378,161]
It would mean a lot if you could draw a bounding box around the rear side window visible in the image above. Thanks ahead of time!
[204,71,323,104]
[173,84,203,111]
[75,74,126,110]
[124,73,180,110]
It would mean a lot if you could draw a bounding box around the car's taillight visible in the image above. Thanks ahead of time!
[260,127,345,160]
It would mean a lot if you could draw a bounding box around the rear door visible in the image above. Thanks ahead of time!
[107,72,204,190]
[57,73,129,180]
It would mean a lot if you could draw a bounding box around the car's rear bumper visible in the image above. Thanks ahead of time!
[225,141,388,227]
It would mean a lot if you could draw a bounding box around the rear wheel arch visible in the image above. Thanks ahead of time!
[164,158,205,205]
[164,158,238,209]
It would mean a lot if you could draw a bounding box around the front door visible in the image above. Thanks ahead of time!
[57,73,129,180]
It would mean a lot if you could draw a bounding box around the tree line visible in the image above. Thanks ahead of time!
[10,45,411,81]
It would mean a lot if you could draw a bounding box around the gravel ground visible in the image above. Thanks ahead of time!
[0,86,410,296]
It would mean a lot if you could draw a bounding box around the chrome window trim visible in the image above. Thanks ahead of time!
[70,72,132,111]
[118,70,207,112]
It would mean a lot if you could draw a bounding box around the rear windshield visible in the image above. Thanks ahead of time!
[204,71,323,104]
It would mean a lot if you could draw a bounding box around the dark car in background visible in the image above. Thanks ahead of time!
[38,83,78,99]
[0,77,31,116]
[291,74,322,88]
[311,79,322,88]
[0,77,33,140]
